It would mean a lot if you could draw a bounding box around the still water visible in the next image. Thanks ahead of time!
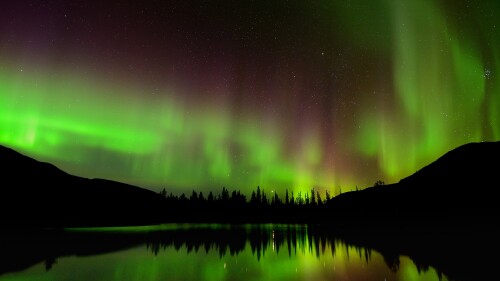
[0,224,446,281]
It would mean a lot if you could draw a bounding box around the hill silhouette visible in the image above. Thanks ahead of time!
[0,145,165,227]
[320,142,500,281]
[326,141,500,229]
[1,141,499,227]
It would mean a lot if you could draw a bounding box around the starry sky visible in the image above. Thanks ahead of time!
[1,0,499,195]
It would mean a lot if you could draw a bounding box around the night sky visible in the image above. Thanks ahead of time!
[1,0,499,195]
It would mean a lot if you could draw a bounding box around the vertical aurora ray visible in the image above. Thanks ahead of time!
[355,0,498,183]
[490,50,500,139]
[487,18,500,140]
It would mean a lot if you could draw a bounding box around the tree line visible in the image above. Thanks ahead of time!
[155,186,340,223]
[155,181,384,223]
[158,186,334,208]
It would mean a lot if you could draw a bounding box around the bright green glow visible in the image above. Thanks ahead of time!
[0,68,160,154]
[0,225,447,281]
[0,63,337,194]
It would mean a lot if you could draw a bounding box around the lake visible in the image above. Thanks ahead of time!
[0,224,457,281]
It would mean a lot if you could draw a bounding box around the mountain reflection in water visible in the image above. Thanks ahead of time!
[0,224,493,281]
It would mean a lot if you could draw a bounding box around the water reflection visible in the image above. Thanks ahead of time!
[0,224,454,281]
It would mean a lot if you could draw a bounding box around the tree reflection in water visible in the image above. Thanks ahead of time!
[2,224,495,281]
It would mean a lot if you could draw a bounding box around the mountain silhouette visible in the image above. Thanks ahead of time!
[2,142,498,281]
[326,141,500,228]
[1,141,499,227]
[0,145,165,227]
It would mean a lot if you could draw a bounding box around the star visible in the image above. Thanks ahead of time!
[484,69,492,79]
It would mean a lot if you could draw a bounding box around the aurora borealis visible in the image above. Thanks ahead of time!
[1,0,499,195]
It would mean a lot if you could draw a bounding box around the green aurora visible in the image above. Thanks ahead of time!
[0,0,499,195]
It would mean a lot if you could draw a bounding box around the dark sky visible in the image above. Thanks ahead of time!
[1,0,499,194]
